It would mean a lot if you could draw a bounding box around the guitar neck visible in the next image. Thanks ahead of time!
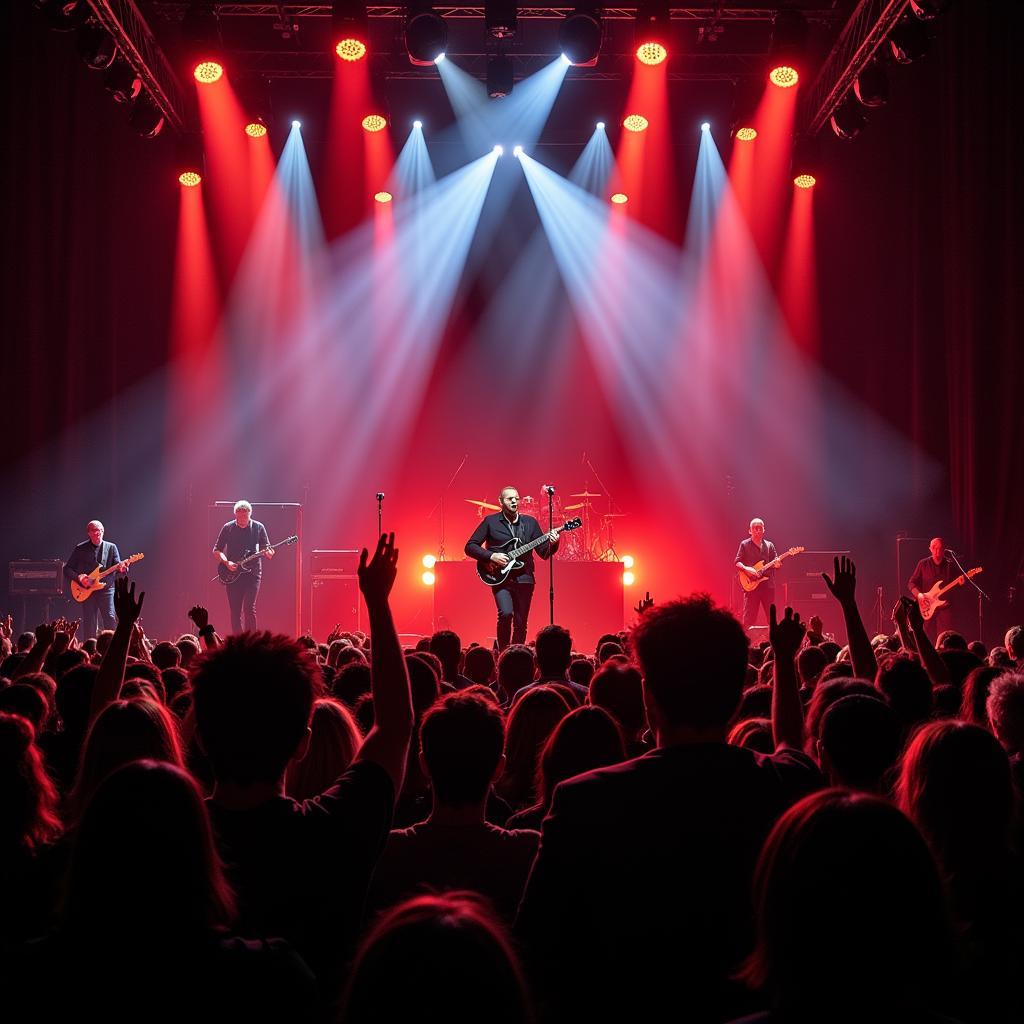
[510,530,558,559]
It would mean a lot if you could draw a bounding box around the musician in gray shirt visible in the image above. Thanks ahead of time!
[214,500,274,634]
[734,517,780,629]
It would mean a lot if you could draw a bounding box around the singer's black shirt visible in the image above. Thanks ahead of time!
[908,555,955,597]
[465,514,555,584]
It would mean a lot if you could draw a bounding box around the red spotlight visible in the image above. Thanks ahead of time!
[244,118,268,138]
[610,192,628,205]
[735,126,758,141]
[362,113,387,132]
[374,191,393,203]
[622,113,649,133]
[768,65,798,88]
[178,170,202,188]
[193,60,224,84]
[635,41,667,66]
[336,37,367,61]
[794,173,816,190]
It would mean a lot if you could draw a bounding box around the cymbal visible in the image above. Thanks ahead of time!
[564,502,586,510]
[602,512,627,518]
[570,490,602,498]
[465,498,500,511]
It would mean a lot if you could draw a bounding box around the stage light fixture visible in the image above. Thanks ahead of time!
[634,0,669,65]
[375,190,393,203]
[767,9,808,88]
[292,120,302,129]
[910,0,951,19]
[735,127,757,141]
[493,144,504,155]
[559,8,602,68]
[485,0,517,39]
[76,22,117,70]
[830,93,867,140]
[422,571,436,586]
[422,554,437,569]
[362,113,387,132]
[623,571,636,586]
[791,135,819,189]
[182,2,225,83]
[610,192,628,204]
[405,4,448,66]
[701,121,710,132]
[413,119,423,129]
[245,118,268,138]
[794,174,815,189]
[596,121,605,130]
[333,0,368,60]
[854,60,888,108]
[34,0,89,32]
[887,15,929,63]
[102,57,142,104]
[622,114,648,133]
[621,555,635,569]
[176,134,204,187]
[513,145,523,157]
[127,91,166,138]
[487,54,514,98]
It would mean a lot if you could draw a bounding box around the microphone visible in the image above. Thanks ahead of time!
[376,492,385,501]
[544,484,556,495]
[945,548,956,557]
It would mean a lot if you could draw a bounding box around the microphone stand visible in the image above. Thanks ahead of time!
[427,454,469,561]
[547,486,556,625]
[583,454,623,560]
[376,493,384,536]
[947,548,990,642]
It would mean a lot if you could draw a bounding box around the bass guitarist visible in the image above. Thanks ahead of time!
[908,536,955,642]
[465,486,559,650]
[735,517,780,630]
[64,520,129,636]
[213,500,275,634]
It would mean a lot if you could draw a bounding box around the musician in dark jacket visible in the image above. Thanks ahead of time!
[465,487,559,650]
[213,500,274,634]
[908,537,956,641]
[64,520,127,636]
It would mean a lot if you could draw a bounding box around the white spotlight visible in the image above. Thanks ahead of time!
[413,119,423,129]
[701,121,710,131]
[493,144,504,155]
[596,121,606,130]
[513,145,523,157]
[434,53,446,64]
[292,119,301,129]
[560,52,572,65]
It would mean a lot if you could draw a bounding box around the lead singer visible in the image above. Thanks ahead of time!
[465,486,560,650]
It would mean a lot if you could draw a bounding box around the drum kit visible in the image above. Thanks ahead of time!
[464,485,625,562]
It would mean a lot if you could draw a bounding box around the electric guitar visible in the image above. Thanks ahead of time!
[917,567,983,620]
[737,546,806,593]
[69,553,145,603]
[215,535,298,585]
[477,519,582,587]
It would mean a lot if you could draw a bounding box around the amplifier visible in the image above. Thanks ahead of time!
[9,560,64,596]
[311,549,361,577]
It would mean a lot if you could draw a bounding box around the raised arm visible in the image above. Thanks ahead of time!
[770,604,806,750]
[906,597,950,686]
[89,578,145,724]
[354,533,413,794]
[12,622,55,679]
[821,557,877,680]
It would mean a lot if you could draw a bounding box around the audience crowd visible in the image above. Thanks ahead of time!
[2,544,1023,1022]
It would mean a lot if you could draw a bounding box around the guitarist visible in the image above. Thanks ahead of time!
[213,500,275,634]
[908,536,955,641]
[734,517,780,629]
[465,486,559,650]
[63,520,129,636]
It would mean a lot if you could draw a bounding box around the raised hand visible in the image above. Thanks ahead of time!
[358,533,399,606]
[35,621,56,649]
[113,577,145,627]
[822,555,858,606]
[769,604,806,662]
[327,623,343,645]
[906,592,925,633]
[634,592,654,616]
[188,605,210,631]
[891,598,910,627]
